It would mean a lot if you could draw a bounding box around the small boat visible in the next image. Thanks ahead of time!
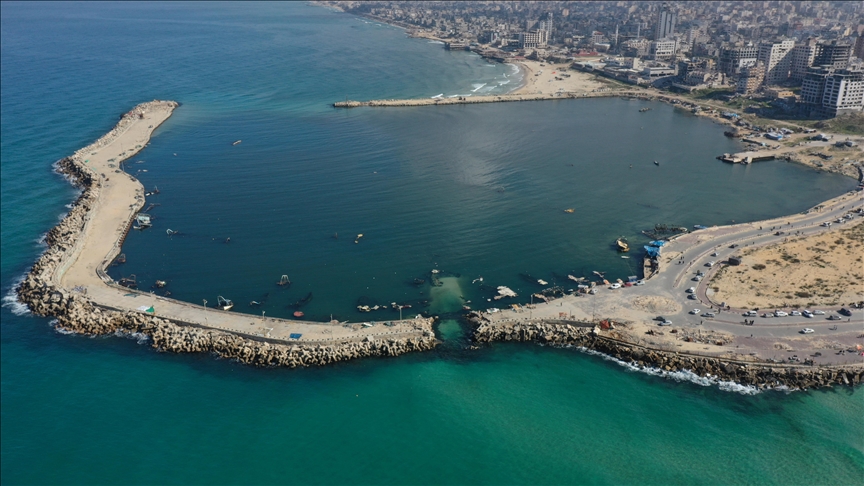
[355,233,364,244]
[232,140,242,146]
[115,253,126,264]
[277,274,291,287]
[564,208,575,213]
[616,238,629,252]
[593,270,606,278]
[293,311,304,318]
[144,186,159,197]
[216,295,234,311]
[249,301,260,306]
[654,160,659,166]
[639,107,651,112]
[537,279,548,286]
[166,229,177,235]
[620,256,630,259]
[153,280,167,288]
[119,275,137,289]
[134,213,152,230]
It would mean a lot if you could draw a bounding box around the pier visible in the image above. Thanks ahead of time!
[16,101,436,367]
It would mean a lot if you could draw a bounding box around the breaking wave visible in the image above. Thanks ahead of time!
[2,273,30,316]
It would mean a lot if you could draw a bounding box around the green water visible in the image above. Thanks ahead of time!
[2,3,862,484]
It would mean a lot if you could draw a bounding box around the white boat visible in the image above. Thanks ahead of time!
[217,295,234,311]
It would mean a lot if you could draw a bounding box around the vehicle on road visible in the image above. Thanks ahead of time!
[800,328,815,334]
[655,316,666,321]
[790,310,801,316]
[690,309,701,315]
[688,294,698,300]
[692,276,702,281]
[696,270,704,277]
[743,310,757,317]
[839,308,852,316]
[802,310,813,317]
[701,312,716,318]
[813,310,826,315]
[711,252,718,257]
[827,315,842,320]
[659,320,672,326]
[729,244,738,249]
[774,311,788,317]
[705,261,716,267]
[761,313,773,318]
[686,287,696,293]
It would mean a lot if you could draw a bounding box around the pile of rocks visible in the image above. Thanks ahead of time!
[468,314,862,389]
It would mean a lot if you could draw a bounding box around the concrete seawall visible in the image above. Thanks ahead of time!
[468,314,862,389]
[15,101,438,367]
[333,90,646,108]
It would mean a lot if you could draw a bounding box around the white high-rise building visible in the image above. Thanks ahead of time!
[821,69,864,117]
[790,38,818,82]
[655,3,676,40]
[757,39,795,85]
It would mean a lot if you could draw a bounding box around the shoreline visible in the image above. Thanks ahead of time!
[15,101,438,368]
[12,100,862,386]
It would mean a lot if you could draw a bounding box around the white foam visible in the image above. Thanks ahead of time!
[571,346,769,395]
[51,320,75,335]
[431,93,443,99]
[428,40,444,45]
[114,329,151,344]
[471,83,486,92]
[2,273,31,316]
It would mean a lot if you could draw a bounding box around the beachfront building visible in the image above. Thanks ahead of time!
[820,68,864,117]
[736,62,765,94]
[801,66,832,105]
[718,43,758,76]
[517,30,548,49]
[757,39,795,85]
[650,39,677,61]
[790,38,819,82]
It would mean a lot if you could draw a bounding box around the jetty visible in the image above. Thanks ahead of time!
[16,101,436,368]
[333,89,645,109]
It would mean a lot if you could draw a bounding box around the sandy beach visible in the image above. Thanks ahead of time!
[509,59,607,96]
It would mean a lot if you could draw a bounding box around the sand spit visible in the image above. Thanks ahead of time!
[469,315,863,390]
[15,101,438,367]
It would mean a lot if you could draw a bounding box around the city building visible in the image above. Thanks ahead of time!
[758,39,795,85]
[820,68,864,117]
[517,30,548,49]
[654,3,676,40]
[855,35,864,61]
[650,39,677,60]
[736,62,765,94]
[718,43,758,76]
[801,66,832,104]
[814,40,853,69]
[790,38,818,82]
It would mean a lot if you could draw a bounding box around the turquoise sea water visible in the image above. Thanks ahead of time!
[1,3,862,484]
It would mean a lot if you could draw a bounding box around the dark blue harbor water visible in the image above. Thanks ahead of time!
[2,3,862,484]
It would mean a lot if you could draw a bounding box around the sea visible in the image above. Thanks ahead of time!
[1,2,862,484]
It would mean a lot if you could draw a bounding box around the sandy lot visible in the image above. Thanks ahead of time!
[710,221,864,309]
[511,59,607,95]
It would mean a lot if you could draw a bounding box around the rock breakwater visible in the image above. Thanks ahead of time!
[469,315,862,390]
[15,100,438,368]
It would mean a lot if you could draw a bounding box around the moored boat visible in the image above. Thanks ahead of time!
[217,295,234,311]
[616,238,630,252]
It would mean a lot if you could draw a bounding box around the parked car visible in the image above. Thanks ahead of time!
[609,283,621,289]
[701,312,716,318]
[774,311,788,317]
[802,310,813,317]
[634,280,645,286]
[813,310,826,315]
[659,320,672,326]
[706,261,716,267]
[827,315,841,320]
[790,310,801,316]
[686,287,696,293]
[692,276,702,282]
[743,310,757,317]
[690,309,701,315]
[839,308,852,316]
[800,328,815,334]
[688,294,698,300]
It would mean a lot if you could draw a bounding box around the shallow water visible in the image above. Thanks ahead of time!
[2,3,862,484]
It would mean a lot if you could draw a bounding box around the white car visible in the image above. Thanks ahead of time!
[790,310,801,316]
[692,276,702,282]
[744,310,757,317]
[800,328,815,334]
[802,310,813,317]
[690,309,701,315]
[774,311,788,317]
[659,320,672,326]
[813,310,826,315]
[634,280,645,286]
[705,261,716,267]
[686,287,696,294]
[609,283,621,289]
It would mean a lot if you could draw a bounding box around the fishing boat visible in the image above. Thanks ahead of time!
[144,186,159,197]
[277,274,291,287]
[119,275,137,289]
[232,140,242,146]
[563,208,575,213]
[153,280,167,288]
[134,213,152,230]
[293,311,304,318]
[653,160,660,166]
[616,238,630,252]
[166,229,177,235]
[592,270,606,278]
[216,295,234,311]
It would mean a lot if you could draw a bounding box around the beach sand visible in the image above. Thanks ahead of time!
[510,59,607,96]
[710,221,864,309]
